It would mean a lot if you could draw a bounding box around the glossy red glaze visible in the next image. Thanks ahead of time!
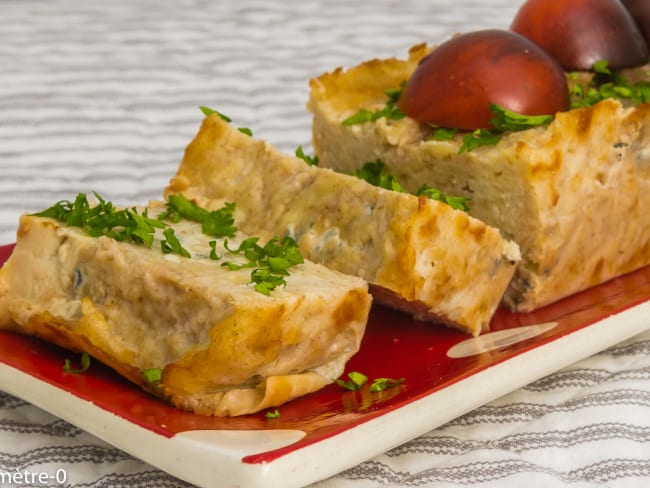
[398,29,570,130]
[511,0,649,70]
[1,243,649,464]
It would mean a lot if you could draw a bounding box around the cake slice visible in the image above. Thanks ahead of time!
[0,201,371,416]
[165,114,520,335]
[307,44,650,312]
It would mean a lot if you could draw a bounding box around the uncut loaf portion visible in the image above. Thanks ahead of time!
[165,114,520,336]
[0,210,371,416]
[308,43,650,312]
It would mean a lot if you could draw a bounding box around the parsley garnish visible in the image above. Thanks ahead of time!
[199,105,232,122]
[353,160,470,211]
[416,185,470,211]
[160,227,191,258]
[570,60,650,108]
[143,368,163,385]
[335,372,404,393]
[33,193,167,250]
[208,240,221,260]
[33,193,303,295]
[342,82,406,126]
[222,236,304,295]
[265,409,281,419]
[369,377,404,392]
[342,83,554,153]
[199,106,253,136]
[162,194,237,238]
[335,371,368,391]
[353,160,405,192]
[455,104,554,153]
[458,128,502,154]
[430,127,457,141]
[295,145,319,166]
[63,352,91,374]
[489,105,553,132]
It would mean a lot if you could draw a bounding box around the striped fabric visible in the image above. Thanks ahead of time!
[1,1,649,487]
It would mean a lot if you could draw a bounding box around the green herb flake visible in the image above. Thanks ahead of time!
[199,105,232,122]
[369,377,404,393]
[354,160,470,211]
[201,203,237,238]
[353,160,406,193]
[342,83,406,126]
[265,409,281,419]
[416,185,470,211]
[335,371,368,391]
[33,191,300,297]
[163,195,236,238]
[459,129,502,154]
[208,240,221,260]
[199,106,253,136]
[295,145,319,166]
[341,108,375,126]
[570,60,650,108]
[161,227,191,258]
[32,192,165,249]
[489,104,553,132]
[429,127,457,141]
[222,236,304,295]
[63,352,91,374]
[143,368,163,385]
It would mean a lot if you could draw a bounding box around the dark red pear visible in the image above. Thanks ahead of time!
[397,29,570,130]
[510,0,649,70]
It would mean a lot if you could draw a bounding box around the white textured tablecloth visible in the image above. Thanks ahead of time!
[1,1,649,487]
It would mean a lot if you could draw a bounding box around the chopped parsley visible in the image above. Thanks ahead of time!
[353,160,470,211]
[335,371,368,391]
[369,377,404,392]
[160,227,191,258]
[416,185,470,212]
[222,236,304,295]
[63,352,91,374]
[161,194,236,238]
[33,193,167,251]
[456,104,554,153]
[265,409,281,419]
[342,82,406,126]
[199,105,253,136]
[336,371,404,393]
[570,60,650,108]
[354,160,405,193]
[458,128,503,154]
[33,193,303,296]
[342,82,554,152]
[430,127,457,141]
[295,145,319,166]
[489,105,554,132]
[143,368,163,385]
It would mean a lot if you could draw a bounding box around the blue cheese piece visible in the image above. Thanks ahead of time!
[307,44,650,312]
[0,212,371,416]
[165,115,520,335]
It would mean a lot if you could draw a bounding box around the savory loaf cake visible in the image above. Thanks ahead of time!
[165,114,520,335]
[307,44,650,312]
[0,203,371,416]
